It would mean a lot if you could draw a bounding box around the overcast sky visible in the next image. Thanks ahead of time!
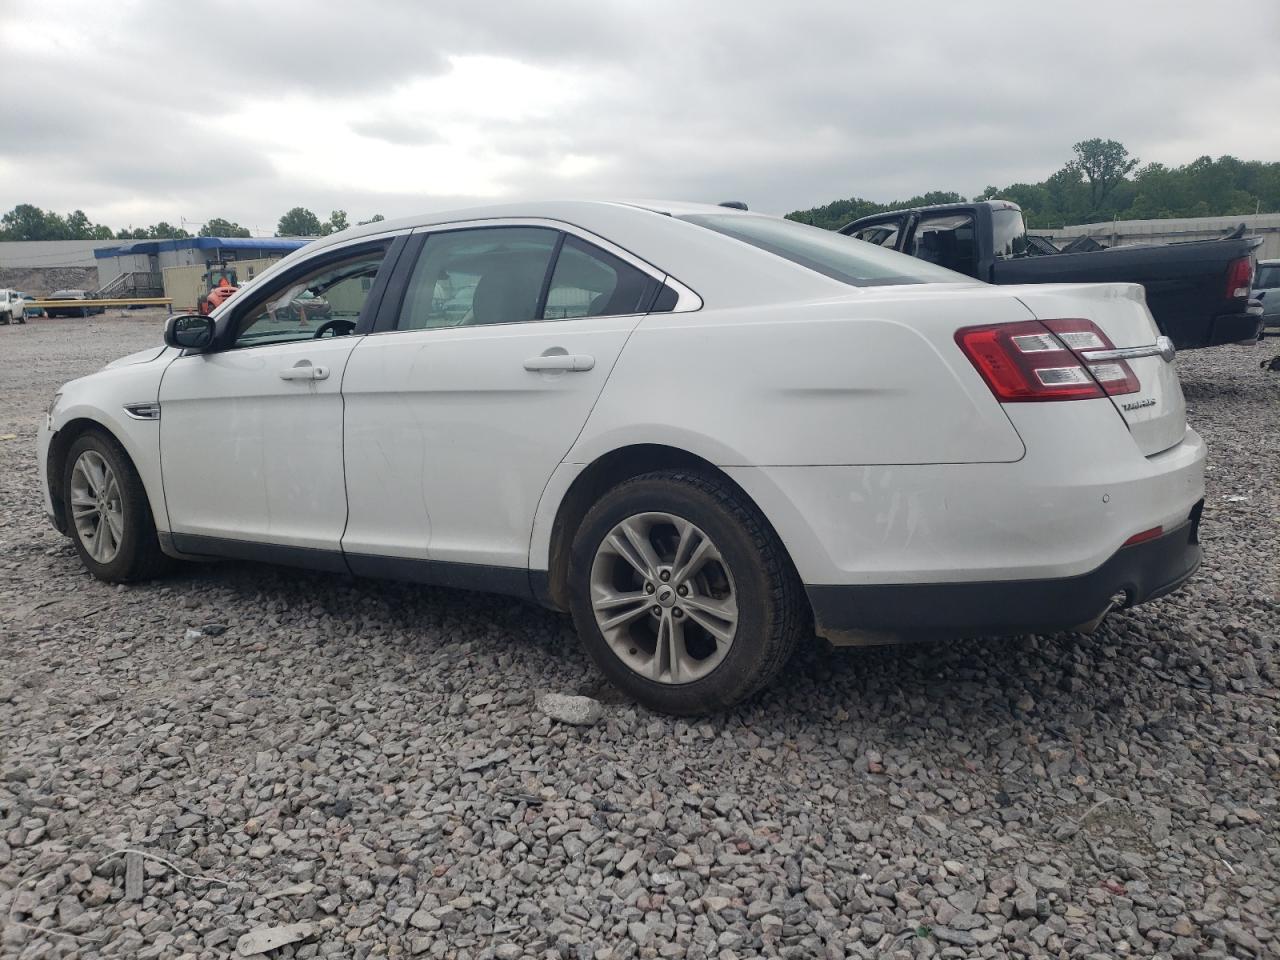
[2,1,1278,234]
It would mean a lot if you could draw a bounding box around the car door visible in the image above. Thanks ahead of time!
[158,239,397,562]
[340,222,670,580]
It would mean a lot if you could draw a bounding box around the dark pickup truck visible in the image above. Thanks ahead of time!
[840,200,1264,349]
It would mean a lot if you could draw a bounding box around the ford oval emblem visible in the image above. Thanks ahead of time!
[1156,336,1176,363]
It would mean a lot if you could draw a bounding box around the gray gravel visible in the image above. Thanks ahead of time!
[2,314,1278,959]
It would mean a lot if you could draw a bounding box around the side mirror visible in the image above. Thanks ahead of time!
[164,314,216,350]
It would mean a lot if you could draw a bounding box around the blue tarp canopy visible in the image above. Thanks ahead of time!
[94,237,310,259]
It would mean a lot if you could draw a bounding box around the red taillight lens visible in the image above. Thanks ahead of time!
[1041,318,1140,397]
[1225,256,1254,299]
[956,319,1140,401]
[956,320,1103,401]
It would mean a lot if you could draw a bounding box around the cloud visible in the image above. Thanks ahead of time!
[1,0,1277,229]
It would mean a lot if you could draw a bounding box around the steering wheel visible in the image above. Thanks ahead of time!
[313,318,356,339]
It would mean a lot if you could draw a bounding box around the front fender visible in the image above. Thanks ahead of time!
[47,365,170,533]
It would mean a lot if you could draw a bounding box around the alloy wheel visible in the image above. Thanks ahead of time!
[588,511,738,684]
[69,450,124,564]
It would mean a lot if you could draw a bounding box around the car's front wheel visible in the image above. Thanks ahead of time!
[568,470,805,715]
[63,431,170,582]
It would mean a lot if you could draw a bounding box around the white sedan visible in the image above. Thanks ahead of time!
[38,201,1205,714]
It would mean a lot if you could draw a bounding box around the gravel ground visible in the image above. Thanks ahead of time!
[1,314,1277,960]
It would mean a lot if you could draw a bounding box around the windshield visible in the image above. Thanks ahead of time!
[991,208,1029,259]
[680,213,973,286]
[1255,265,1280,289]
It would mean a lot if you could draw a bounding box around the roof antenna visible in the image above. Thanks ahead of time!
[718,201,748,211]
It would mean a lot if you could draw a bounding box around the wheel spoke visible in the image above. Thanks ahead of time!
[673,536,714,585]
[105,508,125,548]
[683,603,736,645]
[91,522,109,562]
[594,592,651,631]
[617,518,662,579]
[606,532,652,582]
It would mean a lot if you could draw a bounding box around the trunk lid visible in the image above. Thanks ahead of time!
[1011,282,1187,456]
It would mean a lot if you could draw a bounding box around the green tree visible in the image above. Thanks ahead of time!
[357,213,386,226]
[147,222,190,239]
[276,207,324,237]
[0,204,62,240]
[1070,138,1139,211]
[321,209,349,235]
[199,217,252,238]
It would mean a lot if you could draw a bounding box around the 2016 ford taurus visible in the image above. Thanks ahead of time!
[38,201,1206,714]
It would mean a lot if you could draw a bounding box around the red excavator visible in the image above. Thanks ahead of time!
[196,261,240,315]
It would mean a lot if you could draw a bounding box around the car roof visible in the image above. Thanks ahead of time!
[227,200,859,316]
[312,199,750,246]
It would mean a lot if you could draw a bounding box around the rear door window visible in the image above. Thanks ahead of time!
[396,227,664,329]
[544,236,658,319]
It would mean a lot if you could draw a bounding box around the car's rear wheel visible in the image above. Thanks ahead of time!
[63,431,170,582]
[568,470,805,715]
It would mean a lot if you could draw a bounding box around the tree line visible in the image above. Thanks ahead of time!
[788,140,1280,230]
[0,205,386,242]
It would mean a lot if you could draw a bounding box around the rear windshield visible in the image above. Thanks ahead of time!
[991,208,1029,259]
[680,213,972,287]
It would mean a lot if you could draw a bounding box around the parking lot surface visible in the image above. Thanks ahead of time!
[1,314,1277,959]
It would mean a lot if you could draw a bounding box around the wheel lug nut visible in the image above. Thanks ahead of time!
[676,585,687,596]
[651,606,661,616]
[659,570,670,582]
[673,608,684,618]
[644,583,655,594]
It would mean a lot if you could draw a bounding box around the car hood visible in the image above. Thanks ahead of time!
[104,345,171,369]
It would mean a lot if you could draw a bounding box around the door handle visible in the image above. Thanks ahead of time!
[523,353,595,372]
[279,361,329,381]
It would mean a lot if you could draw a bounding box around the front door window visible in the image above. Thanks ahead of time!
[232,252,385,347]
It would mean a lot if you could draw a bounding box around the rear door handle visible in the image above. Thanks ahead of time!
[279,361,329,381]
[523,353,595,372]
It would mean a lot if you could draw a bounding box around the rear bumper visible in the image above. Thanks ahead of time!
[1207,308,1264,346]
[807,505,1202,639]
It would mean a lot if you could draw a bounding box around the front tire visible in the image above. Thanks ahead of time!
[63,431,170,582]
[568,470,805,715]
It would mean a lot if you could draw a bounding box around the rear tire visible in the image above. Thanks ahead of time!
[568,469,805,715]
[63,431,171,582]
[0,312,10,325]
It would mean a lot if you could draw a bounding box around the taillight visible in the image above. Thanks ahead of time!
[955,318,1138,401]
[1225,256,1254,299]
[1041,318,1140,396]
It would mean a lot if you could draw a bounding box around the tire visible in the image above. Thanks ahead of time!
[62,430,171,582]
[16,313,26,325]
[568,469,805,715]
[0,312,9,325]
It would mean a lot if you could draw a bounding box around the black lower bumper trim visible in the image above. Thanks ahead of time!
[807,507,1202,638]
[1208,311,1264,345]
